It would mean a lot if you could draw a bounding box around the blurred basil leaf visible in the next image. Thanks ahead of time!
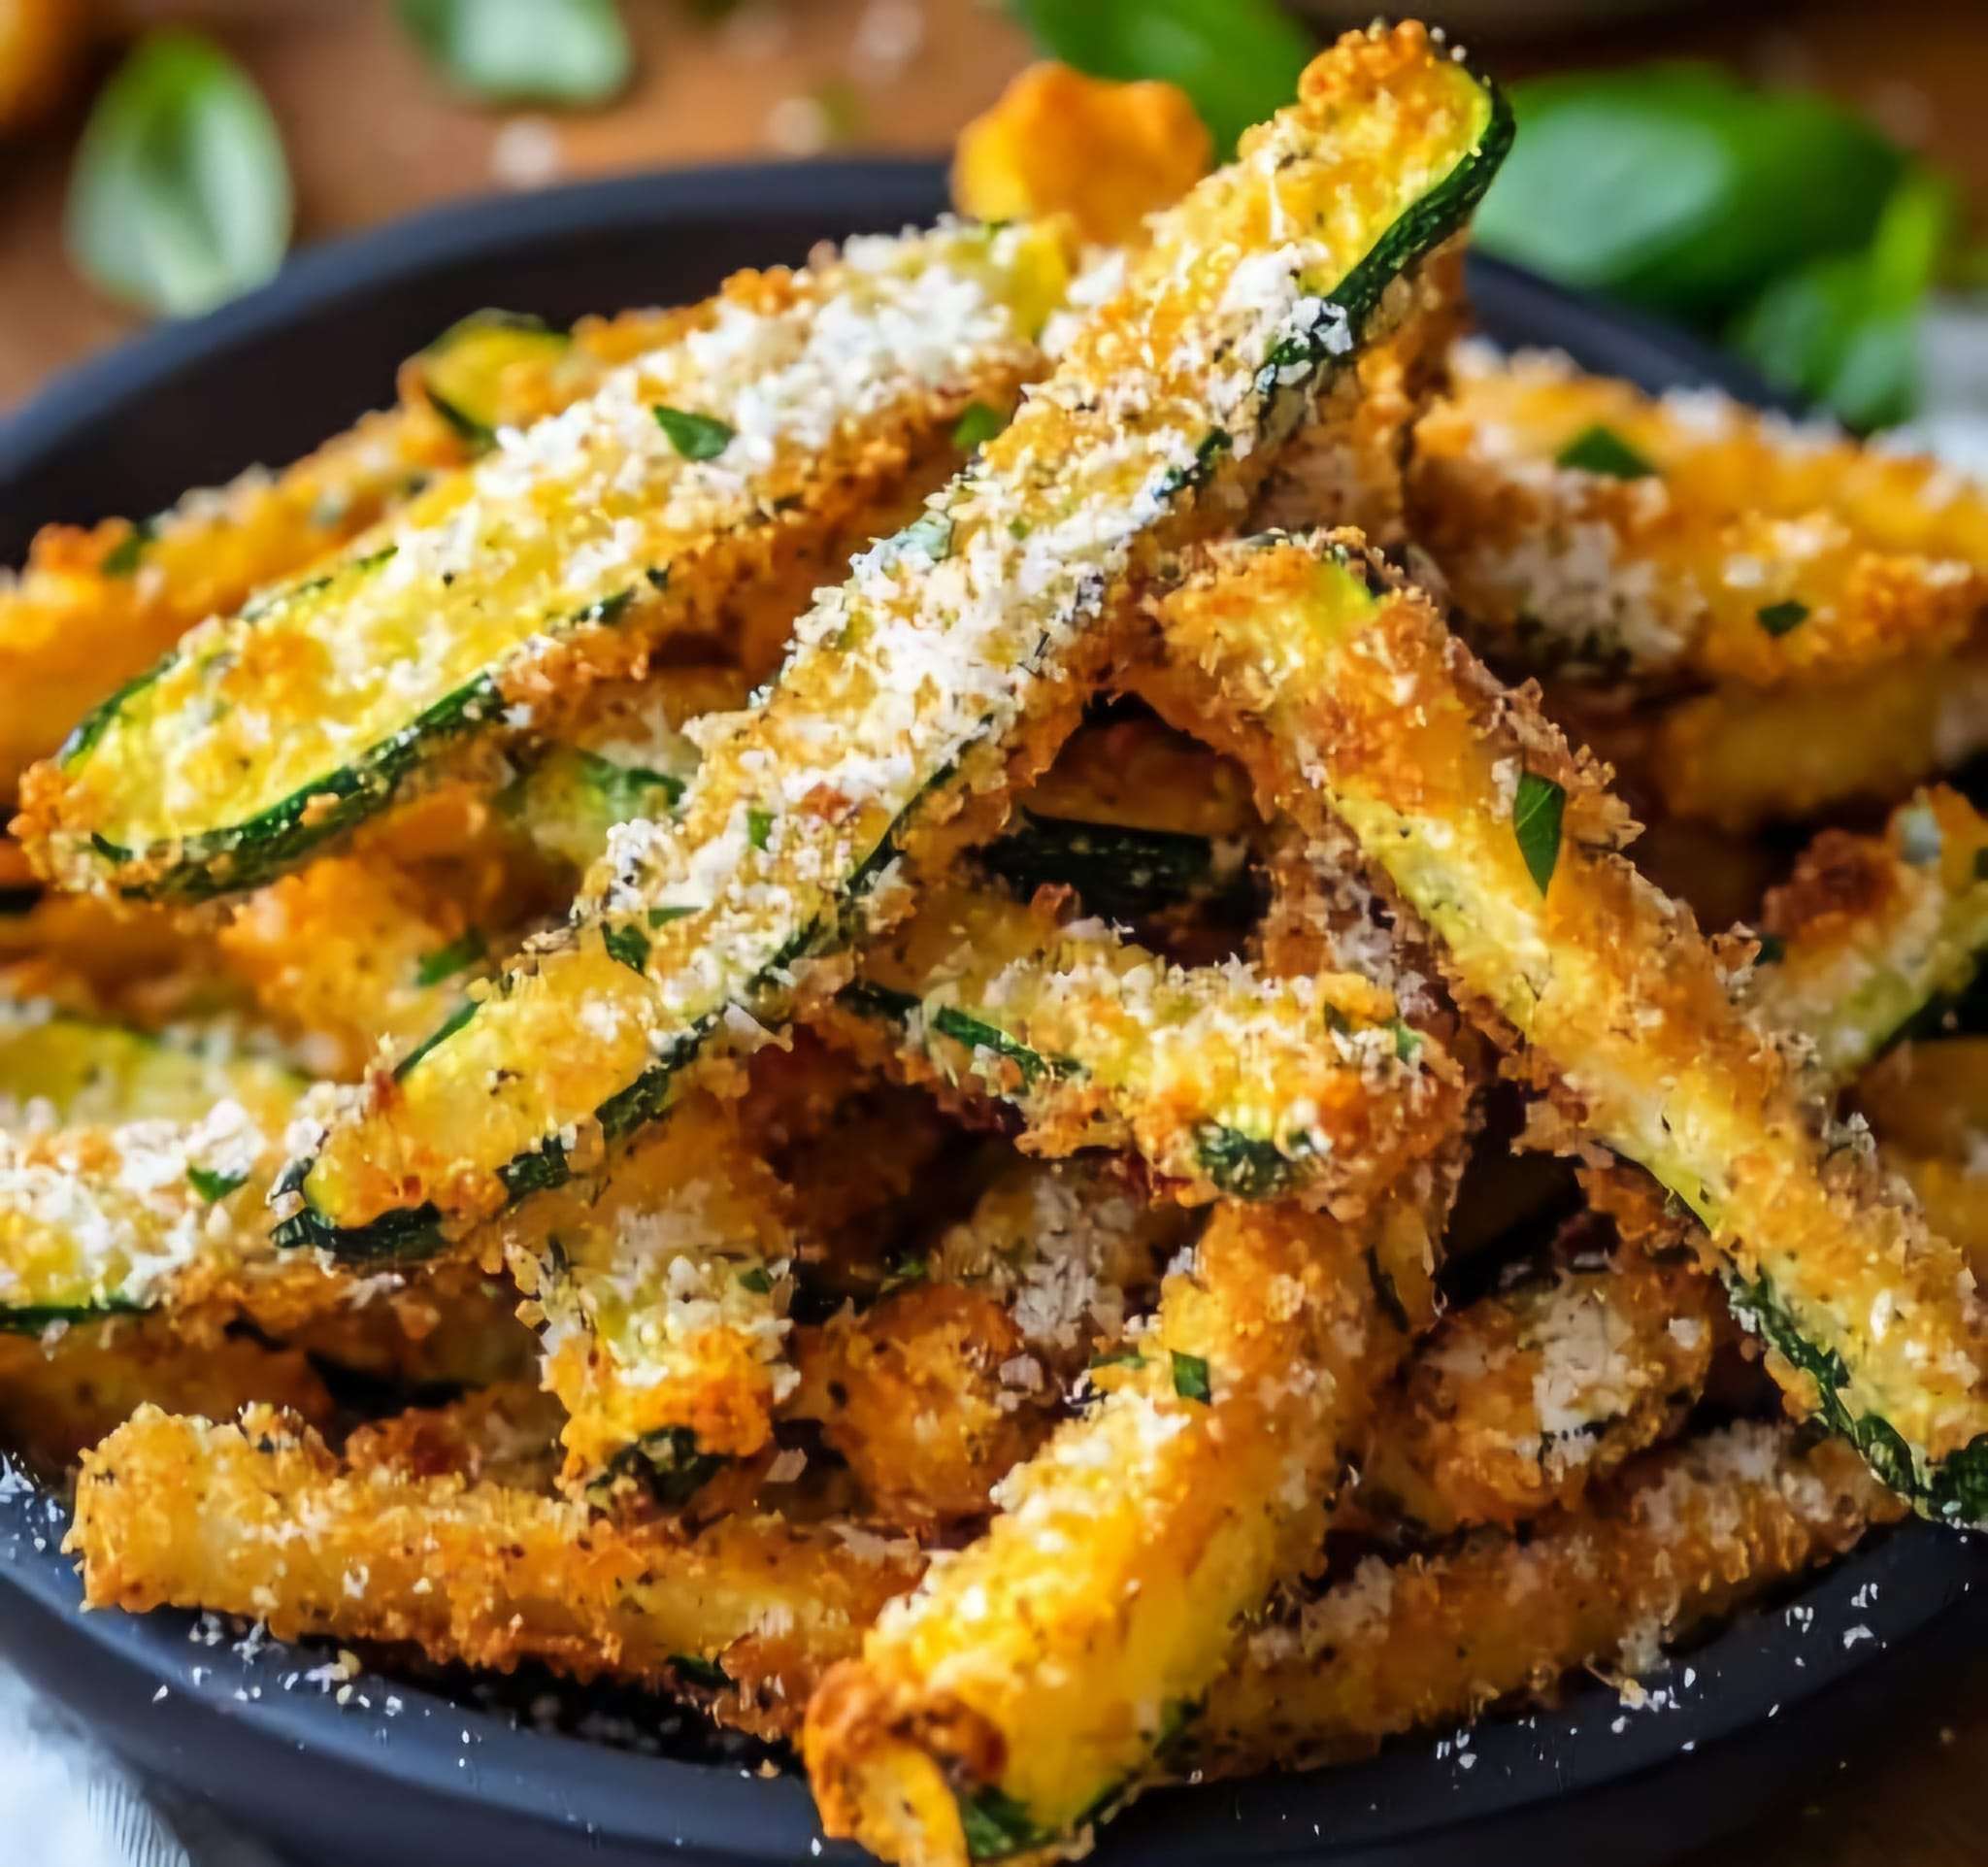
[1474,65,1905,327]
[1009,0,1312,155]
[1733,169,1957,431]
[398,0,631,108]
[64,31,292,319]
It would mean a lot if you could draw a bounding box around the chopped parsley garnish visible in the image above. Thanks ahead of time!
[1555,423,1655,480]
[186,1166,248,1202]
[1756,599,1809,637]
[1390,1018,1421,1063]
[574,749,683,822]
[602,920,651,974]
[651,403,735,460]
[101,518,157,578]
[1170,1350,1211,1404]
[746,806,774,850]
[1513,770,1565,896]
[956,1784,1044,1861]
[669,1652,731,1691]
[736,1265,774,1295]
[414,928,486,986]
[1087,1348,1144,1371]
[951,400,1006,450]
[353,544,399,573]
[647,904,697,928]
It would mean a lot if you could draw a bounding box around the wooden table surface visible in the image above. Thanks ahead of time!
[2,2,1985,1862]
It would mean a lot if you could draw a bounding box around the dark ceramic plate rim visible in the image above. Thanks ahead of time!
[0,158,1982,1865]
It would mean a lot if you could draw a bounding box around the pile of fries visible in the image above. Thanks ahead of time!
[5,23,1988,1866]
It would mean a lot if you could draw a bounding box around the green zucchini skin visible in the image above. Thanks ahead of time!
[0,1299,146,1336]
[977,812,1256,922]
[282,58,1513,1260]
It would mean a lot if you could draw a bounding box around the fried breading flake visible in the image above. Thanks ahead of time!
[951,63,1211,248]
[1193,1422,1903,1778]
[71,1404,921,1739]
[1143,531,1988,1520]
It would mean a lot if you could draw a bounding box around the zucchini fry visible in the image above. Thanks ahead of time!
[828,875,1461,1208]
[71,1404,920,1739]
[1411,343,1988,690]
[804,1166,1458,1864]
[0,406,464,804]
[1746,788,1988,1087]
[1143,531,1988,1521]
[0,1089,330,1331]
[1359,1248,1719,1533]
[283,24,1512,1259]
[0,1317,333,1475]
[1193,1422,1903,1778]
[342,1380,567,1492]
[1651,652,1988,830]
[0,1002,302,1132]
[494,1091,798,1502]
[23,220,1073,901]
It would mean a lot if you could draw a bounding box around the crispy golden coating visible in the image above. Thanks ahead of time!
[496,1093,799,1493]
[1360,1250,1718,1533]
[0,1317,332,1476]
[0,399,468,803]
[1194,1423,1903,1777]
[1650,653,1988,830]
[789,1283,1049,1531]
[72,1404,920,1739]
[828,874,1463,1212]
[1750,789,1988,1086]
[951,63,1211,248]
[805,1171,1452,1861]
[343,1382,567,1492]
[1143,531,1988,1517]
[1412,344,1988,693]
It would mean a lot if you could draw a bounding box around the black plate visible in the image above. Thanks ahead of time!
[1,158,1982,1867]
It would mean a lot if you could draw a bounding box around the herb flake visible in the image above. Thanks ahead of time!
[1555,423,1656,481]
[1512,770,1566,896]
[1170,1350,1211,1404]
[652,403,736,460]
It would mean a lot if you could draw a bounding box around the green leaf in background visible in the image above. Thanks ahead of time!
[1008,0,1311,156]
[1474,65,1905,328]
[1732,168,1958,432]
[398,0,632,109]
[64,32,292,319]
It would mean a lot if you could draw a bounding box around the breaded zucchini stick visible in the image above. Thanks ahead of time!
[1648,653,1988,831]
[1744,787,1988,1085]
[0,1316,334,1474]
[1412,343,1988,691]
[71,1404,920,1739]
[1193,1422,1903,1778]
[282,24,1512,1259]
[0,1086,338,1332]
[1359,1248,1719,1533]
[805,1160,1459,1863]
[494,1091,798,1503]
[341,1380,568,1492]
[828,875,1461,1207]
[0,1001,301,1132]
[1143,531,1988,1521]
[23,220,1072,901]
